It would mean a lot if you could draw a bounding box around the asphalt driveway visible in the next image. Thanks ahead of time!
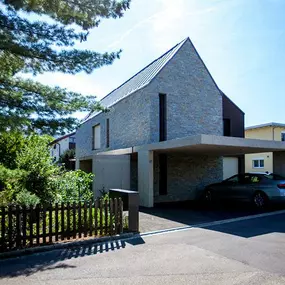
[139,201,284,233]
[0,211,285,285]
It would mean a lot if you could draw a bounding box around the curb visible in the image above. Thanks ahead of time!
[0,232,136,260]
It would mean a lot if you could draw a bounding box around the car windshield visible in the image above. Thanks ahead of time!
[263,173,285,181]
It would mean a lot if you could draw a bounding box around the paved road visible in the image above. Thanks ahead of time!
[0,212,285,285]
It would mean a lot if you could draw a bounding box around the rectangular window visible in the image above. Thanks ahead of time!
[69,137,76,143]
[252,159,264,168]
[106,119,110,148]
[223,118,231,136]
[281,132,285,141]
[159,93,167,141]
[159,154,168,195]
[92,124,101,149]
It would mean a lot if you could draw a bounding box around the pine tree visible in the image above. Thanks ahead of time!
[0,0,131,135]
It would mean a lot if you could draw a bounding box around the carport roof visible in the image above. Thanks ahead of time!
[98,135,285,156]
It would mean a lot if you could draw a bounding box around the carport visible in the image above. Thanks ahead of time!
[97,134,285,208]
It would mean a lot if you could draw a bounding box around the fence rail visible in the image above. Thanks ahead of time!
[0,198,123,252]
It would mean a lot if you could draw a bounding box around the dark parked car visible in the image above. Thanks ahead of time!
[204,172,285,208]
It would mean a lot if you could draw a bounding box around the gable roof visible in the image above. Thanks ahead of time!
[84,38,188,122]
[245,122,285,131]
[50,132,76,145]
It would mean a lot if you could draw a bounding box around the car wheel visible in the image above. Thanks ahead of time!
[252,191,268,209]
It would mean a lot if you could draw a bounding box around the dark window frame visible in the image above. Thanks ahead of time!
[159,93,167,142]
[223,118,231,136]
[106,118,110,148]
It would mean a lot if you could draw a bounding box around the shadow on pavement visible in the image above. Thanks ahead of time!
[0,236,144,278]
[203,212,285,238]
[139,200,285,237]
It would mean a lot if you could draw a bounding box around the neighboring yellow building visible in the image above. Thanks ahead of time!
[245,123,285,173]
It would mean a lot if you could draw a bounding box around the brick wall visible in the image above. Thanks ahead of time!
[154,152,223,203]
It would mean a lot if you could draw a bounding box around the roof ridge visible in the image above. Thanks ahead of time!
[82,38,189,123]
[98,38,188,104]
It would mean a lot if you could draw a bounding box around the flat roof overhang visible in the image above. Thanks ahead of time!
[98,135,285,156]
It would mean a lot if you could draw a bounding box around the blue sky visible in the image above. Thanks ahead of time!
[26,0,285,127]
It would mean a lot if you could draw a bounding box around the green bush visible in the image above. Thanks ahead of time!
[0,132,95,207]
[15,190,40,207]
[53,170,94,203]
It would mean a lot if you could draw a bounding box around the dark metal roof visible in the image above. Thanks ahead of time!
[84,38,188,122]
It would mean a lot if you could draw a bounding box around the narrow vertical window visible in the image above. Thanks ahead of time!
[92,124,101,149]
[106,118,110,148]
[159,93,167,141]
[223,118,231,136]
[159,154,168,195]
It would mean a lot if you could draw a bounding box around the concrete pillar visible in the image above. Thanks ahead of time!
[138,151,154,207]
[75,159,80,170]
[273,151,285,176]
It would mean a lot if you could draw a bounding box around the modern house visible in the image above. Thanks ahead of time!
[76,38,285,207]
[50,132,76,162]
[245,123,285,173]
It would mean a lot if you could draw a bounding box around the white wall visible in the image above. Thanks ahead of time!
[50,135,75,161]
[93,155,130,197]
[223,157,239,179]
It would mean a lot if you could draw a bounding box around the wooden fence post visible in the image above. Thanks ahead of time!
[55,203,59,242]
[72,202,76,239]
[42,205,47,245]
[1,207,6,251]
[22,206,27,248]
[89,202,92,237]
[83,201,87,237]
[29,205,33,247]
[61,202,65,241]
[109,199,113,236]
[36,204,40,245]
[67,202,70,240]
[100,199,103,236]
[49,204,53,243]
[94,200,98,236]
[8,205,13,250]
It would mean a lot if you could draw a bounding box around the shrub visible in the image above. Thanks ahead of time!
[15,190,40,207]
[53,170,94,203]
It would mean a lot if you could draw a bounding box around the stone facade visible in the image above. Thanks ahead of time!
[149,40,223,142]
[154,153,223,203]
[76,86,152,159]
[77,39,223,160]
[76,38,236,205]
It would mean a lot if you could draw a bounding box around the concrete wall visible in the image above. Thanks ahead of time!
[223,157,239,179]
[92,155,130,197]
[153,152,223,203]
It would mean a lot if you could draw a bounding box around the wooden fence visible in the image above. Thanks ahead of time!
[0,198,123,252]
